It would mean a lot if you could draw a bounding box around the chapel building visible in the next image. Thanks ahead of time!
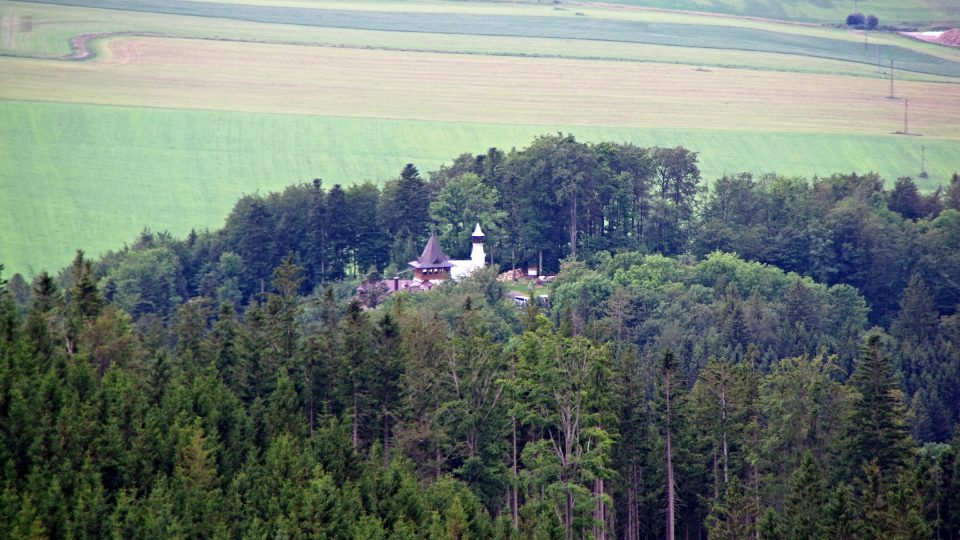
[409,223,486,283]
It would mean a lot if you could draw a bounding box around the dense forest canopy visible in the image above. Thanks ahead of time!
[2,133,960,539]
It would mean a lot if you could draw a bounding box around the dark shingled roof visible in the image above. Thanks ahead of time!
[409,235,453,269]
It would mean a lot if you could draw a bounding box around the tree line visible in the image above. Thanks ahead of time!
[7,134,953,327]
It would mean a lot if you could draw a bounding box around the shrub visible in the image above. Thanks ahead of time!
[846,12,865,26]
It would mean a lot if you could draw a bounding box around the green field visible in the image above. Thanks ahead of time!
[176,0,960,26]
[20,0,960,76]
[1,0,959,276]
[3,1,958,81]
[587,0,960,26]
[3,100,955,275]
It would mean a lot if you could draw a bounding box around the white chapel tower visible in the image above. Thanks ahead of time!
[470,223,485,265]
[448,223,487,281]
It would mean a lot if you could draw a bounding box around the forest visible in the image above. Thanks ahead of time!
[2,133,960,539]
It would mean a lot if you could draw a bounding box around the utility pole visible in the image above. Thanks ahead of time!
[921,145,926,175]
[888,59,896,98]
[904,98,909,134]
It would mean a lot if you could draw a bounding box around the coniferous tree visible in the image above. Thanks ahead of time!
[889,177,926,220]
[24,272,59,359]
[346,182,389,275]
[238,301,271,401]
[706,477,757,540]
[660,350,679,540]
[945,173,960,211]
[689,356,745,500]
[207,303,246,400]
[264,255,304,365]
[380,164,430,264]
[782,450,827,539]
[848,335,913,481]
[325,184,349,280]
[306,178,328,287]
[893,274,939,348]
[820,482,859,539]
[375,311,403,467]
[170,420,225,537]
[337,300,377,450]
[227,197,275,296]
[68,251,105,321]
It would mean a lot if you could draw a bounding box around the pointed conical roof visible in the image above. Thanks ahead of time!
[410,234,453,268]
[472,223,484,237]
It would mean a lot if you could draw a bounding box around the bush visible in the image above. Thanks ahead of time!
[866,14,879,29]
[846,12,865,26]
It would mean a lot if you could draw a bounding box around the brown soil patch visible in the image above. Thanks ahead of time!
[939,29,960,46]
[901,29,960,48]
[67,32,138,60]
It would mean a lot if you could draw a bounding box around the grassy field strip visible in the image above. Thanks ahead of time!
[157,0,960,40]
[32,0,960,62]
[2,99,958,276]
[19,0,960,76]
[3,1,956,82]
[582,0,960,25]
[5,0,959,73]
[2,38,958,138]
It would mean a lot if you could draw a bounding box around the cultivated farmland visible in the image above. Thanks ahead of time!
[592,0,960,26]
[0,0,958,275]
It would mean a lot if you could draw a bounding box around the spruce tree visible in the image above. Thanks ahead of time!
[706,477,757,540]
[337,300,377,450]
[945,173,960,211]
[892,274,938,348]
[783,450,826,539]
[375,312,403,467]
[660,350,679,540]
[24,272,59,359]
[820,482,858,539]
[848,335,913,480]
[67,251,105,321]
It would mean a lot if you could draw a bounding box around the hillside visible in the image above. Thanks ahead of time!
[1,0,958,275]
[1,133,959,538]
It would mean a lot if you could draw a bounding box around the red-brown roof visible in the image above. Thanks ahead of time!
[409,235,453,269]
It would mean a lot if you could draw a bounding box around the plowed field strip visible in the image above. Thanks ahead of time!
[21,0,960,76]
[2,37,957,138]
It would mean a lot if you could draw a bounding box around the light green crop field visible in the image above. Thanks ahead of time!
[3,100,955,275]
[585,0,960,26]
[2,1,958,80]
[0,0,959,275]
[3,1,958,81]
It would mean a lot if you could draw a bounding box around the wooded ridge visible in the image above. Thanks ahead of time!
[1,133,959,538]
